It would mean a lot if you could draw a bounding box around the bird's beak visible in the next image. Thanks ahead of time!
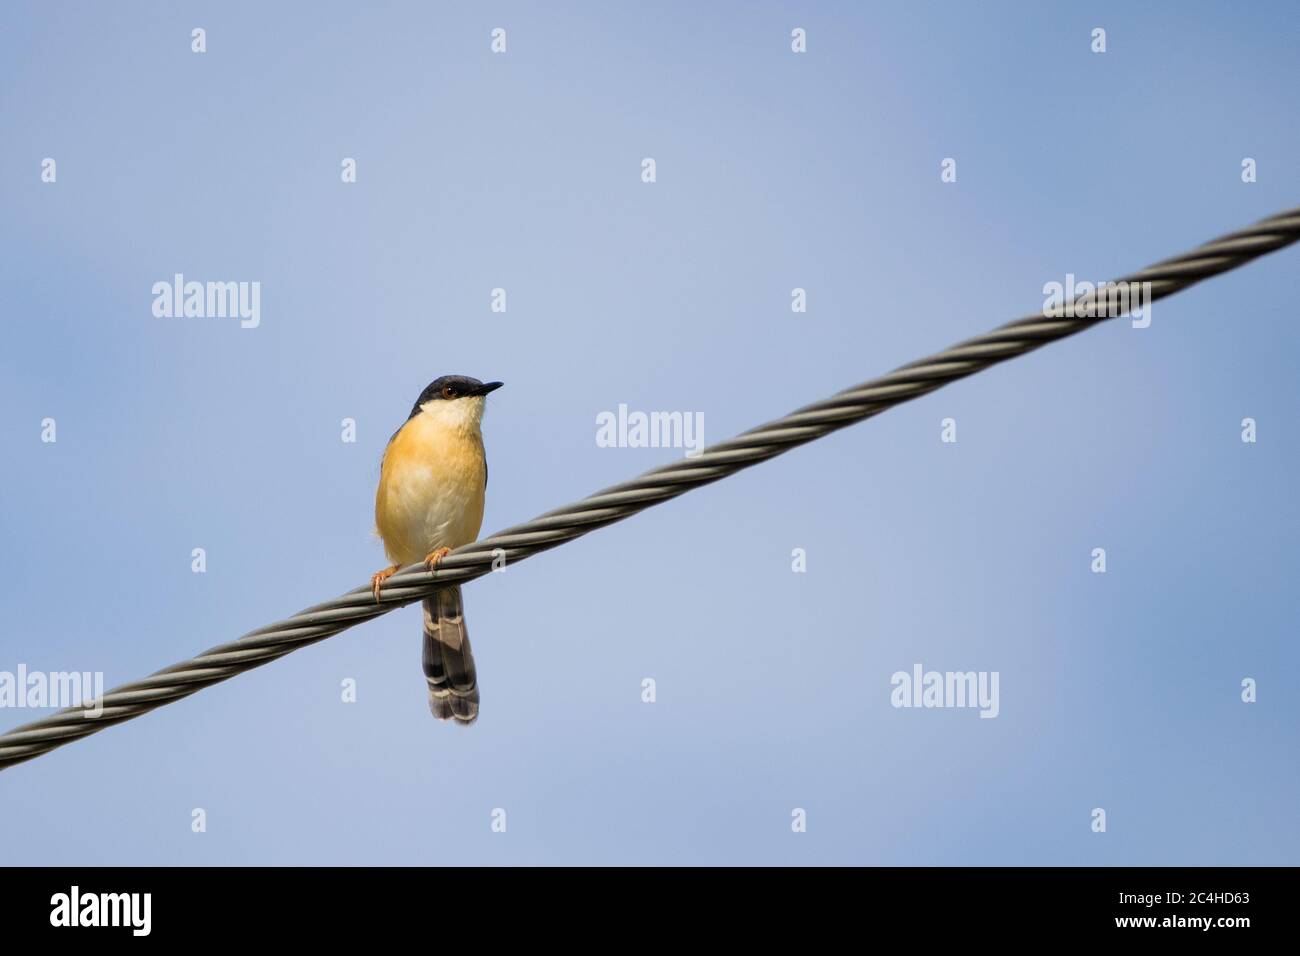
[473,381,504,396]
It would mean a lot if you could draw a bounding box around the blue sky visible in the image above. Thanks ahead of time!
[1,1,1297,864]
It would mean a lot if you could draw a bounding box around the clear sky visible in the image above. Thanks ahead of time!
[1,1,1297,865]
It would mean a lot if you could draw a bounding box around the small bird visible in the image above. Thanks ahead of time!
[371,375,503,725]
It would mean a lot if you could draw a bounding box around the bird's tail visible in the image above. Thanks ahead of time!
[422,586,479,725]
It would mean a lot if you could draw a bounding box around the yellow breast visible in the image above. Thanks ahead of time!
[375,410,487,566]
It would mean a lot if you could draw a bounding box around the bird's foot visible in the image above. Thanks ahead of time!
[370,565,399,603]
[424,547,453,571]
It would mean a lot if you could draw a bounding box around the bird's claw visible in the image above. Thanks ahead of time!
[370,565,399,603]
[424,547,452,572]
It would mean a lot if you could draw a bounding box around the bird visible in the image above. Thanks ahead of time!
[371,375,503,725]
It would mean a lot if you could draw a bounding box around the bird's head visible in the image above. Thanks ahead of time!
[410,375,504,431]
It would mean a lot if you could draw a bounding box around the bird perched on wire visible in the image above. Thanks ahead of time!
[371,375,503,725]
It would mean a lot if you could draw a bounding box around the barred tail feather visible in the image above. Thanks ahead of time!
[422,586,479,724]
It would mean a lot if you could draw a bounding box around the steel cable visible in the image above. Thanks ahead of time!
[2,206,1297,771]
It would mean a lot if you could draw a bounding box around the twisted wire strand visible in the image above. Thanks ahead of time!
[3,206,1298,771]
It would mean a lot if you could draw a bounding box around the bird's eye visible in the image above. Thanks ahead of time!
[441,385,456,400]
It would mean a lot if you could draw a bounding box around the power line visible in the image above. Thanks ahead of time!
[2,206,1297,772]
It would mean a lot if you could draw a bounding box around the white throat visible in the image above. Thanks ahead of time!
[419,395,486,434]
